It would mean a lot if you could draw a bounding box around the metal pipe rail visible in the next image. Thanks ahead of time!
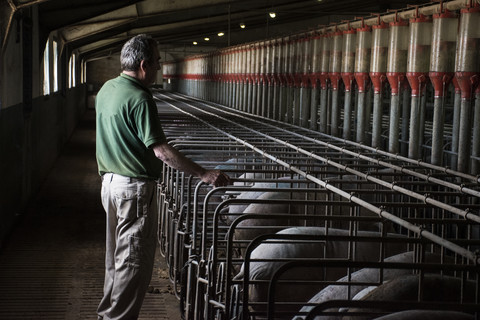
[159,92,480,229]
[156,92,480,252]
[173,91,476,183]
[201,95,480,189]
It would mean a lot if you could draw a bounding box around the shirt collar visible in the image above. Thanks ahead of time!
[120,73,151,94]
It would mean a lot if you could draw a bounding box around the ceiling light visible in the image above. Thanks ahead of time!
[269,12,276,18]
[193,41,198,45]
[240,23,246,29]
[218,32,225,37]
[204,37,210,41]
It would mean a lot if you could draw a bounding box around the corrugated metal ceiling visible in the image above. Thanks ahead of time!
[4,0,433,61]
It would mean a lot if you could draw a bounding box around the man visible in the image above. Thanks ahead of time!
[95,34,230,320]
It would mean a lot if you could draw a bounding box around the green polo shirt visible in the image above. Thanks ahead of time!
[95,73,167,179]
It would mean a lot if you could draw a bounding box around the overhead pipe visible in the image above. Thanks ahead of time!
[354,19,372,143]
[368,17,388,146]
[455,1,480,173]
[406,12,433,160]
[328,27,343,136]
[341,23,357,140]
[429,8,458,166]
[385,15,409,152]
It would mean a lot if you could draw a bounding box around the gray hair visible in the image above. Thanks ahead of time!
[120,34,157,71]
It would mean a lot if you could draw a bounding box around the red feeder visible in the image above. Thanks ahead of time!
[328,29,343,90]
[354,23,372,93]
[454,5,480,99]
[369,20,389,93]
[406,15,432,97]
[429,10,457,97]
[319,33,331,90]
[386,18,409,95]
[341,27,356,92]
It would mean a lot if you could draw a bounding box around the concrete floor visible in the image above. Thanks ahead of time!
[0,109,181,320]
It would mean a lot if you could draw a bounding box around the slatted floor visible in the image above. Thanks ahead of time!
[0,109,181,320]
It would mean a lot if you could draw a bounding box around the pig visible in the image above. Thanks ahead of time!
[226,171,398,252]
[233,227,407,317]
[293,251,452,320]
[343,274,478,320]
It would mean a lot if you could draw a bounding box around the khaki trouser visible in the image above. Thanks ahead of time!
[97,173,158,320]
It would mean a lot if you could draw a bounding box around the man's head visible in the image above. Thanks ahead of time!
[120,34,160,85]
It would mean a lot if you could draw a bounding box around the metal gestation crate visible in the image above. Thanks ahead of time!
[154,91,480,320]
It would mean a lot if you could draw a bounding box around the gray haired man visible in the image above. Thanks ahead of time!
[95,34,230,320]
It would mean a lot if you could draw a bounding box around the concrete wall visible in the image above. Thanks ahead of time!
[86,55,121,91]
[0,85,87,246]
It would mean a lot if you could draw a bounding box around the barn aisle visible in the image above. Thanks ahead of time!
[0,109,180,320]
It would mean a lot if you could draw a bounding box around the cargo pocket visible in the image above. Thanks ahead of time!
[126,235,144,268]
